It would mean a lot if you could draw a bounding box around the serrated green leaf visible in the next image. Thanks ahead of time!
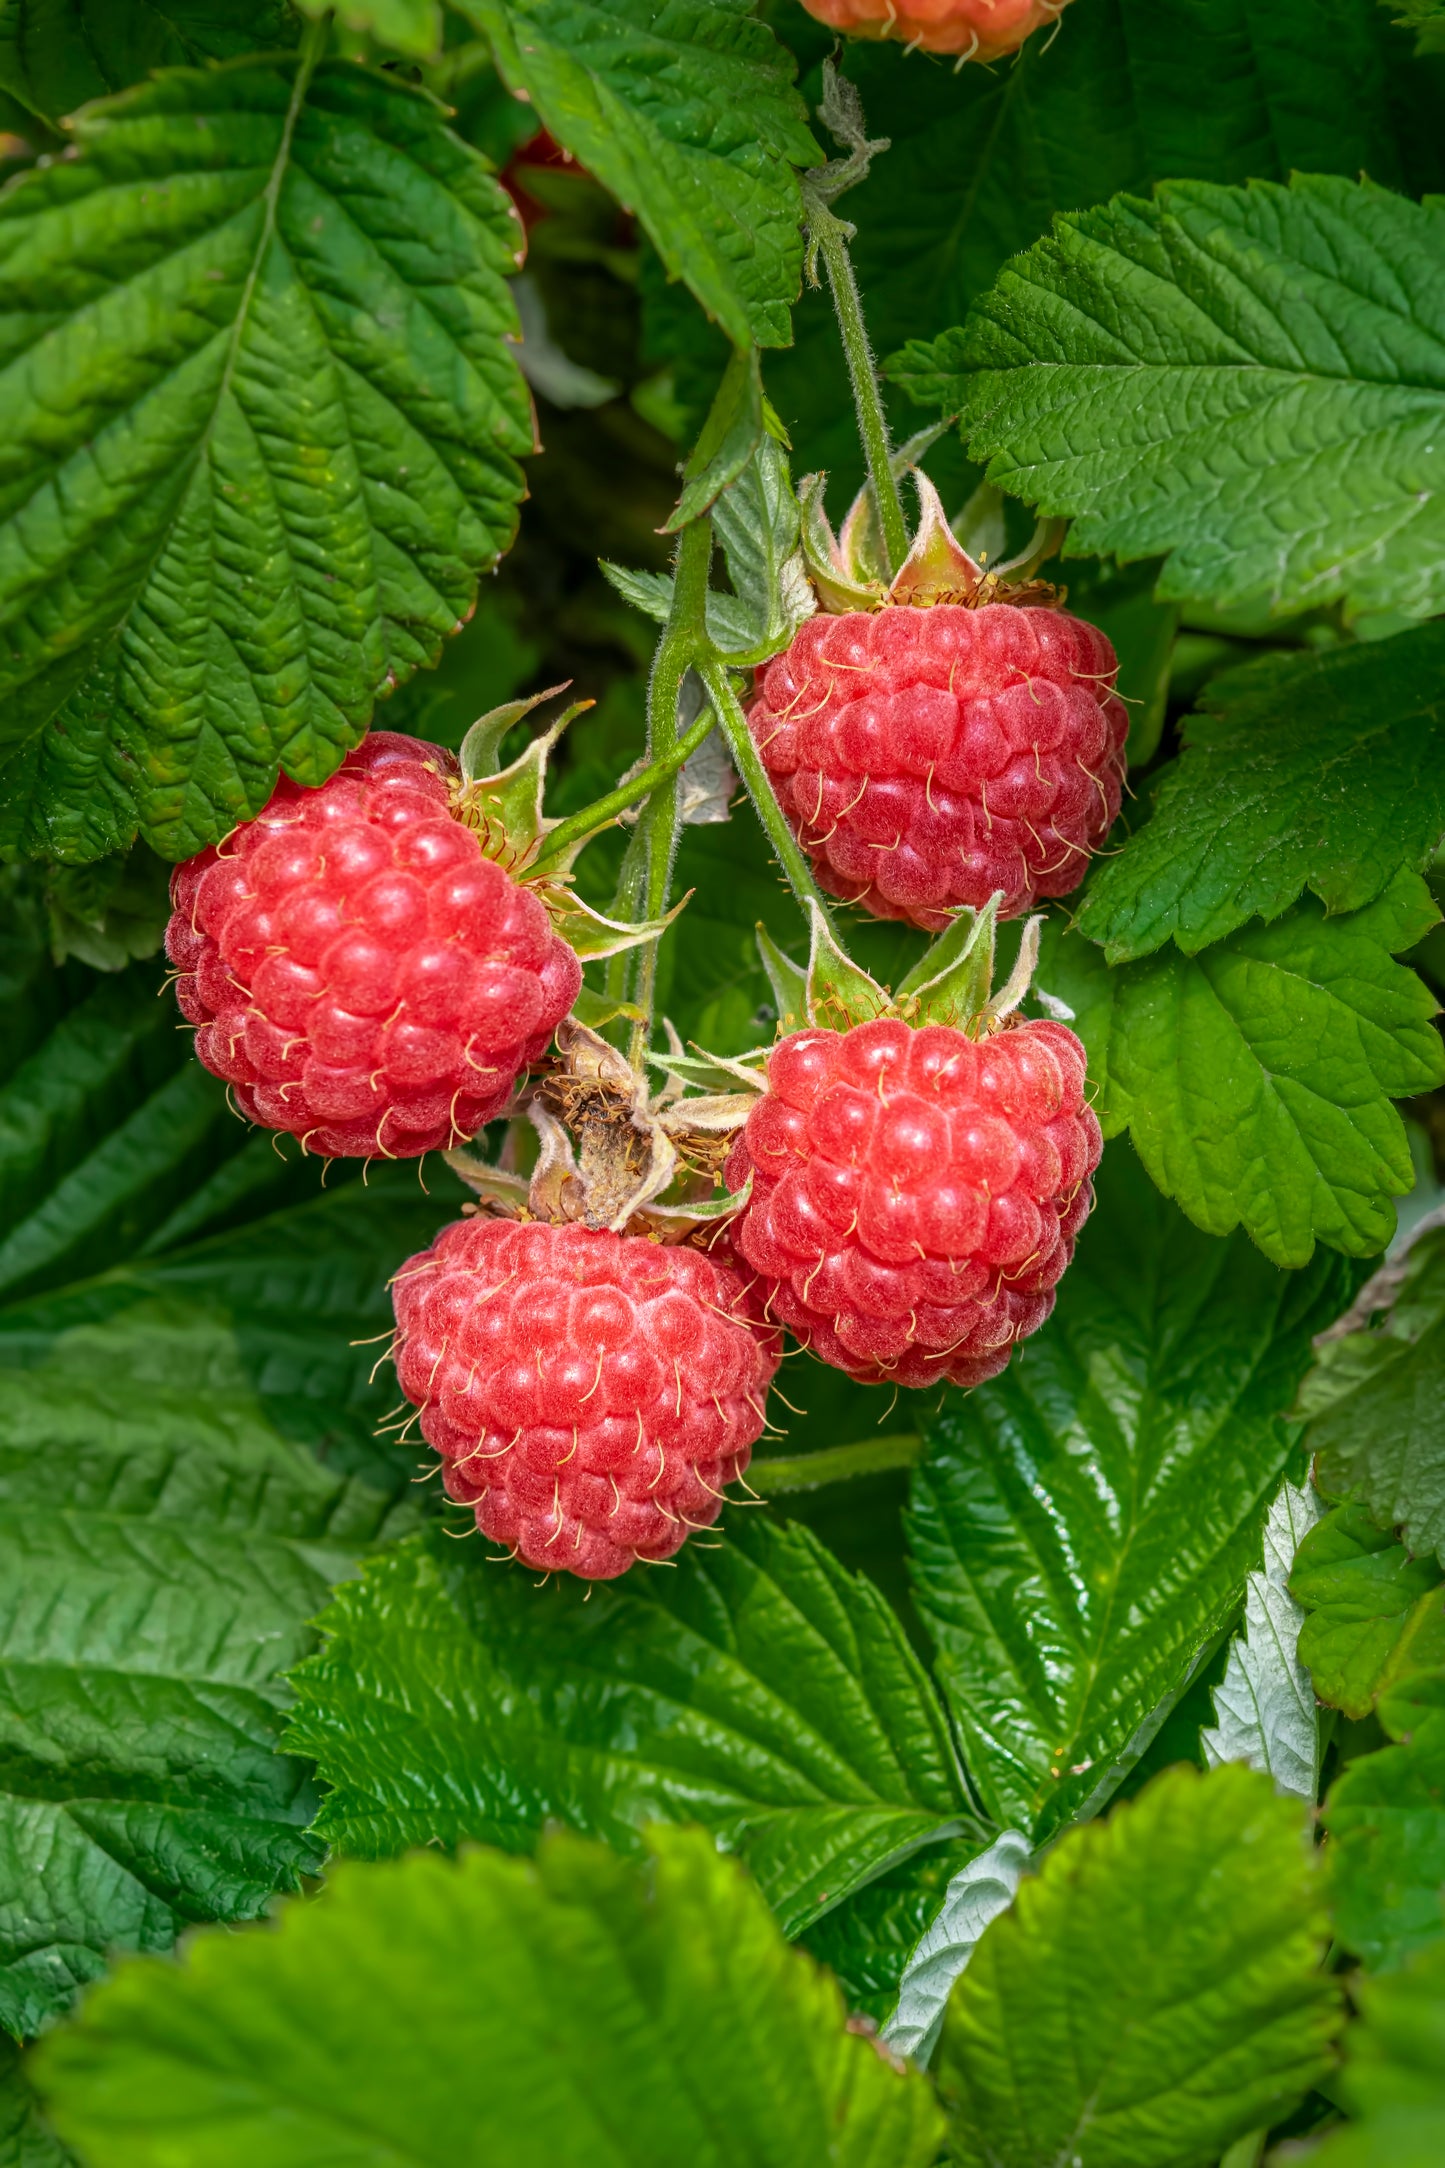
[0,54,532,863]
[454,0,816,350]
[1291,1504,1445,1719]
[0,0,295,130]
[35,1828,944,2168]
[906,1146,1354,1840]
[1201,1477,1323,1801]
[1299,1226,1445,1565]
[1036,869,1445,1265]
[1325,1677,1445,1971]
[937,1764,1337,2168]
[796,1835,981,2026]
[880,1830,1029,2070]
[1315,1938,1445,2166]
[286,1512,979,1939]
[911,175,1445,621]
[1078,625,1445,962]
[665,340,763,531]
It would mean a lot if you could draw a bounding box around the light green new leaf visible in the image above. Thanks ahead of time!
[294,0,442,60]
[34,1828,945,2168]
[908,175,1445,621]
[906,1147,1352,1840]
[1078,625,1445,961]
[1035,869,1445,1265]
[286,1513,979,1939]
[0,53,533,863]
[1291,1504,1445,1719]
[1315,1938,1445,2167]
[937,1764,1337,2168]
[453,0,817,350]
[1325,1674,1445,1972]
[1299,1225,1445,1565]
[0,0,295,130]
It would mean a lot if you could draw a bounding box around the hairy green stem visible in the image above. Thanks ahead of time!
[697,653,841,938]
[812,211,909,577]
[748,1435,923,1495]
[627,517,714,1067]
[528,703,717,878]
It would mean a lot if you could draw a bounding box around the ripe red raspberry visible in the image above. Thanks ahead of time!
[391,1217,780,1578]
[749,603,1127,931]
[794,0,1071,61]
[725,1015,1100,1389]
[165,734,581,1159]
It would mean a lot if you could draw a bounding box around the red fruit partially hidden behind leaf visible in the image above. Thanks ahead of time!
[794,0,1072,62]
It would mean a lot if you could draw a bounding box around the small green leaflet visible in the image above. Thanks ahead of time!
[33,1828,945,2168]
[1202,1477,1323,1802]
[0,0,295,129]
[905,1147,1352,1841]
[453,0,817,351]
[0,55,533,863]
[900,176,1445,622]
[1290,1504,1445,1720]
[1078,626,1445,962]
[1325,1673,1445,1973]
[294,0,442,60]
[285,1514,980,1940]
[937,1765,1337,2168]
[1299,1225,1445,1565]
[1317,1939,1445,2167]
[1036,870,1445,1266]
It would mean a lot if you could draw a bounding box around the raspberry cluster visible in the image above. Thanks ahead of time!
[749,603,1127,931]
[727,1015,1100,1389]
[166,734,580,1159]
[795,0,1070,60]
[392,1217,780,1578]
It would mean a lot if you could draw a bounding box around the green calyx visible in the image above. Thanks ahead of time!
[766,895,1046,1039]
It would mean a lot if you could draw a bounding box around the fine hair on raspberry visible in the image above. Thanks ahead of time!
[391,1217,781,1579]
[726,1014,1101,1389]
[749,603,1128,931]
[794,0,1071,61]
[165,733,582,1160]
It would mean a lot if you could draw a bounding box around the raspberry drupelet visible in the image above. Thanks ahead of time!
[748,603,1128,932]
[726,1014,1101,1389]
[391,1217,780,1578]
[165,734,581,1159]
[794,0,1072,62]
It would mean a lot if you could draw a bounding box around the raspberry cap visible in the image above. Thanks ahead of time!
[391,1216,779,1578]
[166,732,583,1159]
[726,1012,1100,1388]
[794,0,1071,62]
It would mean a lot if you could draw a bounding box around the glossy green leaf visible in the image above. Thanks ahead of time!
[880,1831,1029,2070]
[0,54,532,863]
[904,176,1445,621]
[1325,1674,1445,1971]
[286,1513,979,1939]
[796,1835,981,2026]
[1035,870,1445,1265]
[906,1147,1352,1839]
[937,1764,1337,2168]
[1299,1225,1445,1565]
[1291,1505,1445,1720]
[34,1827,945,2168]
[0,0,294,129]
[1316,1938,1445,2167]
[1201,1477,1323,1801]
[454,0,817,350]
[1078,625,1445,962]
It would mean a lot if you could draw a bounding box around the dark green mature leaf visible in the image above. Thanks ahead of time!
[1035,870,1445,1266]
[1299,1226,1445,1565]
[286,1512,979,1939]
[1326,1674,1445,1971]
[455,0,816,350]
[1291,1505,1445,1719]
[0,54,532,863]
[798,1836,983,2026]
[937,1764,1337,2168]
[0,0,295,130]
[1316,1938,1445,2166]
[0,2038,70,2167]
[902,176,1445,621]
[906,1147,1352,1840]
[35,1829,944,2168]
[1078,626,1445,962]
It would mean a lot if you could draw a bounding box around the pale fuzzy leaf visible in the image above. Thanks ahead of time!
[880,1830,1029,2069]
[1202,1478,1324,1802]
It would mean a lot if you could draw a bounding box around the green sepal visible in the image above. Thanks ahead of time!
[458,693,592,867]
[648,1048,771,1094]
[898,901,1044,1035]
[756,924,807,1033]
[662,342,764,534]
[798,474,884,614]
[805,901,890,1030]
[458,682,573,789]
[544,886,691,962]
[570,986,647,1031]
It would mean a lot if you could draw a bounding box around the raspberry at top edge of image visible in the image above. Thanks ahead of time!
[164,733,581,1160]
[749,603,1128,932]
[726,1013,1102,1390]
